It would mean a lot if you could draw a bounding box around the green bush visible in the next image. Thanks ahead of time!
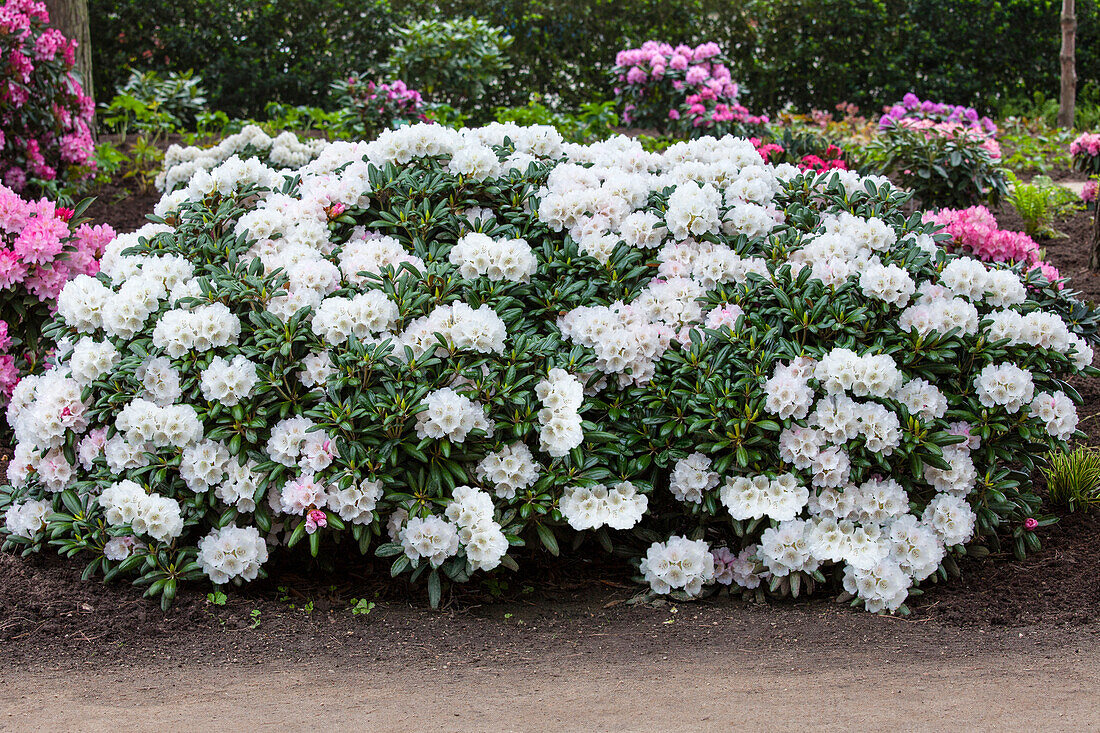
[384,17,513,121]
[89,0,399,119]
[864,127,1009,210]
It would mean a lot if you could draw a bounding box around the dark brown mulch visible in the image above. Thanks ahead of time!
[83,178,160,235]
[912,510,1100,627]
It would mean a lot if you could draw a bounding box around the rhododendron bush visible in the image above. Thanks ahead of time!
[926,206,1063,285]
[333,73,427,140]
[1071,132,1100,177]
[0,0,95,194]
[612,42,767,138]
[2,124,1097,614]
[157,124,327,194]
[0,184,111,403]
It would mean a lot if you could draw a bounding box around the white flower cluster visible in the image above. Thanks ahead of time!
[445,486,509,572]
[158,124,326,192]
[197,524,269,584]
[311,291,398,344]
[3,499,50,539]
[200,355,259,405]
[266,417,337,470]
[152,304,242,357]
[669,453,719,503]
[415,387,494,443]
[115,399,203,449]
[98,480,184,543]
[476,443,539,499]
[448,232,537,282]
[559,303,670,385]
[721,473,809,521]
[398,302,506,357]
[559,482,648,530]
[535,369,584,457]
[974,363,1035,413]
[639,535,715,596]
[327,479,384,525]
[399,515,460,568]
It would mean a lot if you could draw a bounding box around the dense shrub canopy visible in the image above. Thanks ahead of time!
[2,124,1096,613]
[89,0,397,118]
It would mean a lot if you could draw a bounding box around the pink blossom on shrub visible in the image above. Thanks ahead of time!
[1070,132,1100,158]
[0,0,96,193]
[1082,179,1098,204]
[924,205,1061,286]
[612,41,767,137]
[880,94,997,135]
[0,183,111,401]
[1071,133,1100,176]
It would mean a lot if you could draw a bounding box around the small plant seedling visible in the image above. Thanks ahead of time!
[276,586,291,603]
[302,600,314,615]
[485,578,508,598]
[349,598,376,616]
[249,609,262,629]
[207,591,227,606]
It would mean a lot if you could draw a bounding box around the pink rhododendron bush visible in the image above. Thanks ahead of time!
[880,93,1000,159]
[2,123,1098,614]
[612,41,767,138]
[0,183,112,402]
[0,0,96,194]
[925,206,1061,283]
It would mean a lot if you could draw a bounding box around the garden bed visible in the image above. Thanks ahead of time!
[1,508,1098,671]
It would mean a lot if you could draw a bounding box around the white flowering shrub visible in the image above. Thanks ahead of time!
[1,123,1097,614]
[156,124,327,194]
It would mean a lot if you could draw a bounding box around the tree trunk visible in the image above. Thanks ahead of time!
[1091,202,1100,271]
[43,0,93,107]
[1058,0,1076,128]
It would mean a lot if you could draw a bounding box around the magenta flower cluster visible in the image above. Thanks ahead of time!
[612,41,767,137]
[924,206,1061,285]
[1071,132,1100,176]
[0,0,95,193]
[880,93,997,135]
[0,183,112,399]
[337,74,428,139]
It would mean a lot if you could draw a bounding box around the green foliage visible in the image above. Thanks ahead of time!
[349,598,376,615]
[207,590,227,605]
[401,0,753,112]
[998,120,1075,174]
[739,0,1100,116]
[1043,448,1100,511]
[89,0,399,118]
[385,17,513,121]
[1006,173,1082,239]
[864,127,1009,209]
[494,99,617,143]
[114,69,208,128]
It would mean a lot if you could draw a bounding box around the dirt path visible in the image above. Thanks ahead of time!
[5,640,1099,732]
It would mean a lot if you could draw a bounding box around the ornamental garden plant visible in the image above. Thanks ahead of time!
[0,0,96,196]
[0,184,112,403]
[611,42,768,138]
[1,123,1096,615]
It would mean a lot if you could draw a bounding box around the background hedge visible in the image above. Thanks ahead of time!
[90,0,1100,118]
